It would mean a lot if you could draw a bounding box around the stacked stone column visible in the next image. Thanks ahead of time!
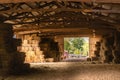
[99,33,115,63]
[112,32,120,63]
[17,34,45,63]
[0,23,14,74]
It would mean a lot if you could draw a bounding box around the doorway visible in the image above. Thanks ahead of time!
[63,37,89,61]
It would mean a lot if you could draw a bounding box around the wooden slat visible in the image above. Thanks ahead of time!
[0,0,120,4]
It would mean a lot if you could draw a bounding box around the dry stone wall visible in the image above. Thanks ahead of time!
[17,34,45,63]
[0,24,14,73]
[40,37,60,62]
[0,23,29,74]
[94,32,120,64]
[112,32,120,63]
[17,34,61,62]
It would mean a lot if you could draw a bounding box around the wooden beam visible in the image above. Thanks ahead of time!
[0,0,120,4]
[13,21,115,32]
[1,8,120,16]
[14,27,115,35]
[5,19,88,25]
[13,23,90,31]
[6,12,86,20]
[15,28,94,35]
[83,9,120,14]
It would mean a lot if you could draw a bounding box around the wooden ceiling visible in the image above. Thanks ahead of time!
[0,0,120,34]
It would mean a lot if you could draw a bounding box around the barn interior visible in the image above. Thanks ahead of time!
[0,0,120,80]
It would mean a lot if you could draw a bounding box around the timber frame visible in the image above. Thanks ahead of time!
[0,0,119,34]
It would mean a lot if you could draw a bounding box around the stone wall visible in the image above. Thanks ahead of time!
[93,32,120,63]
[15,30,120,64]
[99,34,114,63]
[40,37,60,62]
[17,34,45,63]
[54,36,64,60]
[89,37,101,58]
[111,32,120,63]
[0,23,14,73]
[0,23,29,74]
[17,34,60,62]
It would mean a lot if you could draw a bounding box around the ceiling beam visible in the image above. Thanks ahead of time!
[0,0,120,4]
[1,8,120,16]
[13,21,114,32]
[14,27,115,35]
[14,28,91,34]
[5,19,88,25]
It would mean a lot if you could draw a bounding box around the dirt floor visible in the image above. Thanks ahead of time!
[0,62,120,80]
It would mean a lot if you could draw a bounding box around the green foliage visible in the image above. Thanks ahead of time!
[74,49,80,54]
[71,38,85,51]
[64,39,70,51]
[64,37,89,56]
[82,41,89,56]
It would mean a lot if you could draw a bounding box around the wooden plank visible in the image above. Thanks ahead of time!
[0,0,120,4]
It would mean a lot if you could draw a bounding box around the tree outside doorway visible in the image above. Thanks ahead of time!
[63,37,89,60]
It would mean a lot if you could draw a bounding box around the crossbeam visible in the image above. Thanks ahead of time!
[0,0,120,4]
[0,8,120,15]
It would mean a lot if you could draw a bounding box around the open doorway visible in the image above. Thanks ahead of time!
[63,37,89,61]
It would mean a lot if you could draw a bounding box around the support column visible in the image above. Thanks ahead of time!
[0,23,14,74]
[0,23,30,75]
[54,36,64,61]
[17,34,44,63]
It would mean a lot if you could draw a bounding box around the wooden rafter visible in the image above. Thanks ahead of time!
[11,17,115,29]
[5,11,86,20]
[0,8,120,15]
[14,25,115,35]
[0,0,119,31]
[3,9,119,29]
[0,0,120,4]
[5,19,88,25]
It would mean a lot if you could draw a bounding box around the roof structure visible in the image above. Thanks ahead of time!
[0,0,120,34]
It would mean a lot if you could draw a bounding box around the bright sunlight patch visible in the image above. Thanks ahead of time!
[64,37,89,58]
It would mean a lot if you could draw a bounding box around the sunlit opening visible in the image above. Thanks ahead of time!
[63,37,89,61]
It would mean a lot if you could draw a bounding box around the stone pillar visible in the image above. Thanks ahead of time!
[17,34,44,63]
[54,36,64,61]
[0,23,13,74]
[99,33,114,63]
[112,32,120,63]
[89,37,101,58]
[93,41,101,61]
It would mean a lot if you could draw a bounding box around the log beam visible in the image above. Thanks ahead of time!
[14,27,115,35]
[1,8,120,16]
[0,0,120,4]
